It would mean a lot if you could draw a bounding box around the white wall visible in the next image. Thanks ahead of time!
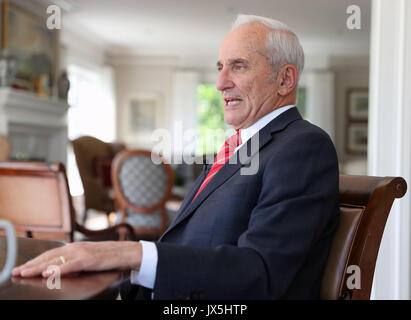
[302,71,335,142]
[59,28,107,74]
[300,55,370,173]
[329,57,370,165]
[109,56,177,150]
[60,25,117,142]
[171,71,200,157]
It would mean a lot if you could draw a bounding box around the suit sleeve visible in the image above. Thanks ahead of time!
[153,131,339,299]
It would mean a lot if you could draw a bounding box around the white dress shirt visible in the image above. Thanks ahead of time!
[130,105,296,291]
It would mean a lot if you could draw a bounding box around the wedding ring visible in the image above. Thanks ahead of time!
[59,256,66,264]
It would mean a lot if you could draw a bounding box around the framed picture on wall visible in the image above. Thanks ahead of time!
[347,88,369,121]
[129,97,156,134]
[345,87,369,155]
[346,123,368,154]
[1,1,58,95]
[125,93,161,145]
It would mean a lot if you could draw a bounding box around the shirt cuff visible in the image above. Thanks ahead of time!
[129,240,158,289]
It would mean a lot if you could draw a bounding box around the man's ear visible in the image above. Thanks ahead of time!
[277,65,298,97]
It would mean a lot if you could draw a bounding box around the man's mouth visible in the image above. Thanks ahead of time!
[224,98,243,108]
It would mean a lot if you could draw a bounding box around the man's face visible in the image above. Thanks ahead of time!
[216,23,279,130]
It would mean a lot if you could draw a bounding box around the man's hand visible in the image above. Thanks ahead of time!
[12,241,142,278]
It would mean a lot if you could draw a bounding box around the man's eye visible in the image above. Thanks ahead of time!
[234,65,246,71]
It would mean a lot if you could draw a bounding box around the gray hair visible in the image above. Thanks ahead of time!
[232,14,305,82]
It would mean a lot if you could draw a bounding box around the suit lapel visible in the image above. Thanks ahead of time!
[159,165,208,240]
[160,107,302,239]
[175,166,208,216]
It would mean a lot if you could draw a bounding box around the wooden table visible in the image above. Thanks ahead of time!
[0,237,126,300]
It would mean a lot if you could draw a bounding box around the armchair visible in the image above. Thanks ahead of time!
[321,174,407,299]
[0,134,11,162]
[111,150,174,241]
[0,161,134,242]
[71,136,126,224]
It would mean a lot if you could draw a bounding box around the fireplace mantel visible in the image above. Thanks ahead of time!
[0,88,69,164]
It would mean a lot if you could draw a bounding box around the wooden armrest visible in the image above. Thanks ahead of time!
[108,189,116,199]
[74,222,135,241]
[169,194,184,201]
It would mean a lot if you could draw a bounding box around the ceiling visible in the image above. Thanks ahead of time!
[49,0,371,62]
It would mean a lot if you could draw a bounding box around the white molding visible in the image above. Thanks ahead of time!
[0,88,68,117]
[0,88,69,164]
[107,54,179,67]
[305,71,335,142]
[369,0,411,300]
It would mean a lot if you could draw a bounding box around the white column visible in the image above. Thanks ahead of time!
[0,105,7,135]
[171,71,200,159]
[369,0,411,299]
[305,71,335,142]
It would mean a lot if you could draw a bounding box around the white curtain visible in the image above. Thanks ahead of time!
[66,64,116,196]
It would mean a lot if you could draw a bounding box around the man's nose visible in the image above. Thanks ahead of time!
[216,68,234,92]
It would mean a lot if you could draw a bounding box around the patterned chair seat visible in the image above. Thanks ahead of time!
[113,208,176,229]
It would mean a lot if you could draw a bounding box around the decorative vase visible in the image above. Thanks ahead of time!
[57,70,70,101]
[0,49,16,87]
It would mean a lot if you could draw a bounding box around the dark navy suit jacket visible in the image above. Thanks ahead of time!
[121,107,339,300]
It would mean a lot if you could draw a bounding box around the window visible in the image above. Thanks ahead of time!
[196,84,227,155]
[195,84,307,155]
[67,65,115,141]
[66,65,116,196]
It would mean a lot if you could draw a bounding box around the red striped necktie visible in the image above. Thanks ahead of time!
[192,130,242,201]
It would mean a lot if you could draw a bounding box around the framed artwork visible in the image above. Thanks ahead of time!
[346,123,368,154]
[345,88,369,155]
[126,93,160,145]
[1,1,58,95]
[347,88,369,121]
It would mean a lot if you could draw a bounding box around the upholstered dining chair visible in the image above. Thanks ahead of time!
[111,150,174,241]
[0,134,11,162]
[0,161,134,242]
[71,136,126,224]
[320,175,407,300]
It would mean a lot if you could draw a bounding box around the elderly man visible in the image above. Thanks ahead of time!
[12,14,339,300]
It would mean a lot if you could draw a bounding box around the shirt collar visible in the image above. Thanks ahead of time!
[237,105,296,150]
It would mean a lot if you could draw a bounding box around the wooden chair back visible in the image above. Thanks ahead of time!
[320,175,407,299]
[71,136,123,215]
[0,162,74,241]
[111,150,174,240]
[0,135,11,162]
[0,161,135,242]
